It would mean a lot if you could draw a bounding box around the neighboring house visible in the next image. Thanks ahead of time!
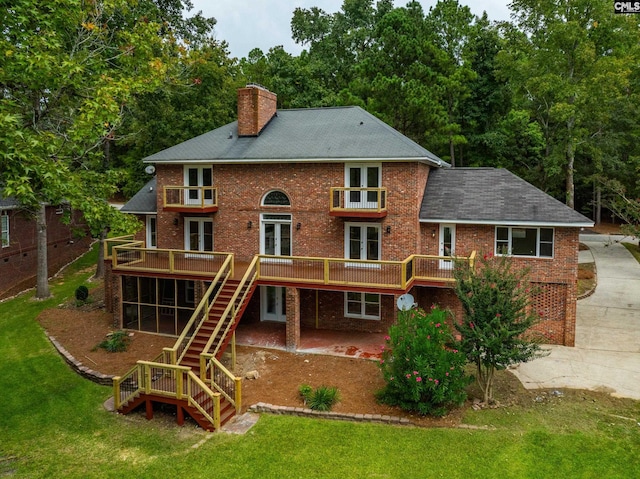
[0,194,92,299]
[108,84,592,429]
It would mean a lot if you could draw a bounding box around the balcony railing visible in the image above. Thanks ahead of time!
[330,187,387,217]
[163,186,218,212]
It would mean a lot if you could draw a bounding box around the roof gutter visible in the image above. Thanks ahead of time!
[419,218,595,228]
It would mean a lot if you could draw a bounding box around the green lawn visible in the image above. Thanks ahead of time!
[2,246,640,478]
[623,241,640,264]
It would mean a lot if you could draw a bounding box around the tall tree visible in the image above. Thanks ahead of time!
[0,0,211,295]
[499,0,640,209]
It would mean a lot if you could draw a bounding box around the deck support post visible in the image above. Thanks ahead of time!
[145,400,153,420]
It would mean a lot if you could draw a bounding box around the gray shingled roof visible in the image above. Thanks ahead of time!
[0,190,18,209]
[121,178,157,214]
[143,106,445,166]
[420,168,594,227]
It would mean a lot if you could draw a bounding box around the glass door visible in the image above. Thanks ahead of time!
[439,224,456,269]
[261,214,291,259]
[185,166,213,205]
[346,164,380,209]
[260,286,286,322]
[185,218,213,257]
[345,223,380,267]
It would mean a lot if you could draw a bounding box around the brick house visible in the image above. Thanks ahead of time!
[109,84,593,352]
[0,194,92,298]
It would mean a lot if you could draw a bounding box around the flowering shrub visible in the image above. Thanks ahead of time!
[376,306,470,416]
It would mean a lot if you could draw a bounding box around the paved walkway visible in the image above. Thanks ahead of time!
[512,234,640,399]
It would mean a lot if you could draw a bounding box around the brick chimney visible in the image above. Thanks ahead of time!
[237,84,277,137]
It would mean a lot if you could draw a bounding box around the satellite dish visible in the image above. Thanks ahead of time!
[144,165,156,175]
[396,293,415,311]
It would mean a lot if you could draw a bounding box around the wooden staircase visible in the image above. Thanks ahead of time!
[179,279,247,373]
[113,258,258,431]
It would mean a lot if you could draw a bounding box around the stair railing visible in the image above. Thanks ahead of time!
[198,256,258,362]
[200,354,242,413]
[166,253,233,364]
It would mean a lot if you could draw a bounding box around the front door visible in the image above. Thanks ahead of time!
[185,218,213,254]
[261,214,291,257]
[260,286,286,322]
[185,166,213,205]
[439,224,456,269]
[346,164,380,209]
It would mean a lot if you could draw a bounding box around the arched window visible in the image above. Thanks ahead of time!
[262,190,291,206]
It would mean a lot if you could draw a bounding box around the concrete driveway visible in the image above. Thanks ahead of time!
[512,234,640,399]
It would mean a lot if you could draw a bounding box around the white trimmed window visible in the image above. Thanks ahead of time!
[345,292,381,320]
[262,190,291,206]
[1,211,8,247]
[495,226,554,258]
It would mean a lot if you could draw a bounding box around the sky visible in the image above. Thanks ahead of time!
[188,1,513,59]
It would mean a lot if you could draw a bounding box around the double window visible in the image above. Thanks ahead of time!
[345,292,380,320]
[1,211,8,247]
[496,227,554,258]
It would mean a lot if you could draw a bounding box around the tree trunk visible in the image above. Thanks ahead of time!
[36,203,51,299]
[93,228,107,280]
[596,184,602,225]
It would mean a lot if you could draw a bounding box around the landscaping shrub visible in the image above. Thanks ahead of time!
[377,306,470,416]
[74,285,89,303]
[94,330,130,353]
[298,384,340,411]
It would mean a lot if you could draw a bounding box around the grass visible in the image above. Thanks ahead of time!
[622,241,640,264]
[2,245,640,478]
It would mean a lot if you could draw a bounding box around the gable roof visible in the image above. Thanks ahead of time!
[420,168,594,227]
[121,178,157,214]
[143,106,445,166]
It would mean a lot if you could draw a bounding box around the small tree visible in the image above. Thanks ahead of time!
[377,306,470,417]
[454,253,547,404]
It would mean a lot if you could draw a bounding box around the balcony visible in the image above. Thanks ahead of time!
[330,187,387,218]
[163,186,218,213]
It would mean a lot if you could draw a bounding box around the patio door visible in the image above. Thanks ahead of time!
[185,218,213,255]
[439,224,456,269]
[346,164,380,209]
[261,214,291,258]
[260,286,286,322]
[185,166,213,205]
[345,223,380,266]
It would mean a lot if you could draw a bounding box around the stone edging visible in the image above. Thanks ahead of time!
[577,260,597,300]
[248,402,411,426]
[46,333,115,386]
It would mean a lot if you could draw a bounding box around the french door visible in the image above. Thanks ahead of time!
[346,164,380,209]
[261,214,291,257]
[439,224,456,269]
[345,223,380,265]
[185,218,213,254]
[185,166,213,205]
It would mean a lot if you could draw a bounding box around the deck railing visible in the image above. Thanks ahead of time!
[164,186,218,210]
[330,187,387,214]
[104,235,137,260]
[111,246,231,277]
[256,253,475,290]
[112,361,221,429]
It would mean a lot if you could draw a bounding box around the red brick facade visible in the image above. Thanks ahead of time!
[0,206,91,298]
[107,86,582,348]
